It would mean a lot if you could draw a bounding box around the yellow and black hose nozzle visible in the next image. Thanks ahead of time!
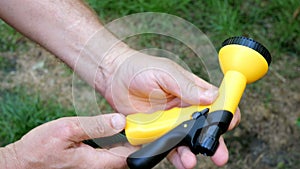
[126,36,272,169]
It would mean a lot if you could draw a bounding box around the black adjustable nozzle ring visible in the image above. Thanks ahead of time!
[222,36,271,65]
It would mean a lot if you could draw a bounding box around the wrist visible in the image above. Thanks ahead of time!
[75,28,137,95]
[94,42,137,95]
[0,143,23,169]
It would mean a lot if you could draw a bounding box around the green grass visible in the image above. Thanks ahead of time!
[196,0,299,52]
[0,20,28,52]
[84,0,300,83]
[86,0,300,58]
[0,56,16,73]
[0,0,298,68]
[0,0,298,57]
[0,87,75,146]
[297,117,300,128]
[86,0,191,21]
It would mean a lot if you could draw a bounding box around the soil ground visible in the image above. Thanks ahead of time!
[1,41,299,169]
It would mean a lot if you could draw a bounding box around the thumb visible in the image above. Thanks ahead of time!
[180,76,218,105]
[64,113,126,142]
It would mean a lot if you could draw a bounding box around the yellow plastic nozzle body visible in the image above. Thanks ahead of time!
[125,105,209,145]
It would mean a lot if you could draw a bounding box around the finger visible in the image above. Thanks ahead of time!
[94,150,127,169]
[177,146,197,169]
[228,108,241,131]
[108,143,140,157]
[73,145,128,169]
[56,113,126,142]
[91,144,139,169]
[158,66,219,106]
[211,136,229,166]
[191,73,217,90]
[167,146,197,169]
[167,148,186,169]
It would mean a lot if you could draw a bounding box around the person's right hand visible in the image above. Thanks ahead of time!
[1,113,137,169]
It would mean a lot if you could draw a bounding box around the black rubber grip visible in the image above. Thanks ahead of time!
[195,110,233,156]
[127,120,195,169]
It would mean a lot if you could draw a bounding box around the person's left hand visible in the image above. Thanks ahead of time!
[97,51,241,169]
[4,114,137,169]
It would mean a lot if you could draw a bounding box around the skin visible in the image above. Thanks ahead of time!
[0,0,241,168]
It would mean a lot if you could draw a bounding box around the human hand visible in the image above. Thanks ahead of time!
[99,51,241,168]
[2,114,137,169]
[102,51,219,115]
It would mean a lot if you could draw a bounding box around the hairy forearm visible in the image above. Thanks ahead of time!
[0,0,99,66]
[0,0,132,94]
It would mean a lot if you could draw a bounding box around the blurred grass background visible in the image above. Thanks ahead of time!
[0,0,299,168]
[0,87,75,146]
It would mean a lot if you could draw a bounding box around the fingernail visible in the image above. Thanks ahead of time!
[204,88,219,99]
[111,114,126,130]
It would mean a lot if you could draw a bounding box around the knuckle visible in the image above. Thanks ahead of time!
[94,117,106,136]
[55,118,79,138]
